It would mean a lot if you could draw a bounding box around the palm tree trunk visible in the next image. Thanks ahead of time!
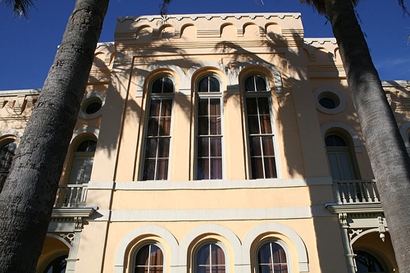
[0,0,109,271]
[325,0,410,271]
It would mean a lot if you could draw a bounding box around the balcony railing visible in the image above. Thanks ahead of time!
[54,183,88,208]
[333,180,380,205]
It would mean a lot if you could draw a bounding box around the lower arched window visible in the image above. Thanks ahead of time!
[195,242,226,273]
[355,250,386,273]
[134,243,164,273]
[257,241,288,273]
[43,255,67,273]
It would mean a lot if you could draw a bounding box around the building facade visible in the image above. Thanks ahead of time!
[1,13,409,273]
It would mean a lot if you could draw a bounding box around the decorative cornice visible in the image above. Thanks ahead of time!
[51,206,97,218]
[117,13,302,24]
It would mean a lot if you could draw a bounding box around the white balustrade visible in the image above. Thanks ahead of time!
[333,180,380,205]
[54,183,88,208]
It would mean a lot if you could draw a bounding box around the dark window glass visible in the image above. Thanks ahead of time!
[142,77,174,181]
[355,251,385,273]
[152,77,174,94]
[196,76,222,180]
[85,101,102,114]
[76,139,97,152]
[319,97,336,109]
[196,243,225,273]
[245,75,267,92]
[0,141,16,190]
[245,75,276,179]
[325,133,358,180]
[43,255,67,273]
[135,244,164,273]
[257,242,288,273]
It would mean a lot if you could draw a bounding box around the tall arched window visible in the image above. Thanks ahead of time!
[142,76,174,180]
[257,241,288,273]
[325,132,359,180]
[354,250,386,273]
[134,244,164,273]
[244,74,277,179]
[195,242,226,273]
[0,139,17,191]
[69,138,96,184]
[196,75,223,180]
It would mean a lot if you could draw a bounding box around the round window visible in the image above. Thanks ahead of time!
[314,87,346,114]
[318,91,340,109]
[80,96,103,118]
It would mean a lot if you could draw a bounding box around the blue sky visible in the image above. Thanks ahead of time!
[0,0,409,90]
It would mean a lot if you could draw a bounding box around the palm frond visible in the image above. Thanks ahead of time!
[4,0,35,18]
[298,0,359,15]
[398,0,410,15]
[160,0,172,17]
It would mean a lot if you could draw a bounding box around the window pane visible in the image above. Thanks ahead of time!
[248,116,260,134]
[163,77,174,93]
[211,244,225,264]
[246,98,257,115]
[255,75,267,91]
[210,138,222,157]
[161,99,172,116]
[157,139,170,157]
[257,98,270,114]
[0,141,16,172]
[143,159,155,180]
[209,99,221,116]
[258,242,271,264]
[147,118,159,136]
[272,243,287,263]
[197,244,211,266]
[251,158,264,179]
[209,77,220,92]
[210,158,222,179]
[199,99,208,115]
[149,100,161,116]
[209,117,221,135]
[197,158,209,180]
[199,77,209,92]
[325,135,347,146]
[156,159,168,180]
[245,76,256,91]
[250,137,262,156]
[327,152,342,180]
[260,115,272,134]
[264,157,277,178]
[145,139,158,158]
[198,117,209,135]
[338,152,356,180]
[159,117,171,136]
[259,265,272,273]
[274,265,288,273]
[198,137,209,157]
[262,137,274,156]
[136,245,150,265]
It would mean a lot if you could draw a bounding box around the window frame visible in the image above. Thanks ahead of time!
[242,74,279,180]
[0,138,17,190]
[131,242,165,273]
[254,239,291,273]
[193,241,227,273]
[194,74,224,180]
[140,75,175,181]
[325,131,360,181]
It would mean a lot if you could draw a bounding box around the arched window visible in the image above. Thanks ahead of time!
[195,242,226,273]
[0,139,17,191]
[355,250,386,273]
[244,74,277,179]
[257,241,288,273]
[68,138,96,184]
[325,132,359,180]
[196,75,223,180]
[134,244,164,273]
[142,76,174,180]
[43,255,67,273]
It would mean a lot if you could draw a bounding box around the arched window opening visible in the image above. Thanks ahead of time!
[43,255,67,273]
[325,132,359,180]
[134,244,164,273]
[257,241,288,273]
[195,242,226,273]
[0,140,17,191]
[69,138,97,184]
[244,74,277,179]
[354,250,386,273]
[196,75,223,180]
[142,76,174,180]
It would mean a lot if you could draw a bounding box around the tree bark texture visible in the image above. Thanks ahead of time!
[0,0,109,272]
[325,0,410,271]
